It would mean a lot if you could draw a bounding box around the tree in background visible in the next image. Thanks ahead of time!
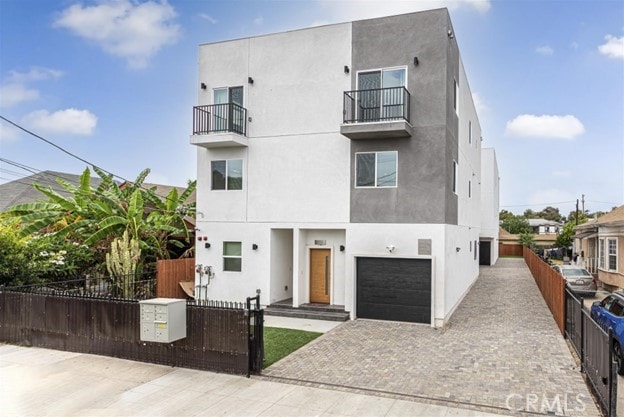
[501,215,531,234]
[555,222,576,249]
[518,232,535,248]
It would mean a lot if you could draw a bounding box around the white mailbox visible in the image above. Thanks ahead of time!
[139,298,186,343]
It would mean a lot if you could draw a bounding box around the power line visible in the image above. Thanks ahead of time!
[0,157,194,216]
[0,115,190,206]
[500,201,576,208]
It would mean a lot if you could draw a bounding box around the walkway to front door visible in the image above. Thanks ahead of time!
[262,258,599,416]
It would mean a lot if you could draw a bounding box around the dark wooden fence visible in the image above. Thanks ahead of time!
[156,258,195,299]
[499,243,523,257]
[0,291,262,375]
[523,246,565,334]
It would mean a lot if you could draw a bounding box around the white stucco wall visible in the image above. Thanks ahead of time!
[480,147,500,264]
[456,57,482,230]
[443,224,480,324]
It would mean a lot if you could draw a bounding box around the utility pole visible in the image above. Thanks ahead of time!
[575,199,579,226]
[581,194,585,214]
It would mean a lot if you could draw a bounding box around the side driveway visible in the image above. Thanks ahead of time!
[263,258,600,416]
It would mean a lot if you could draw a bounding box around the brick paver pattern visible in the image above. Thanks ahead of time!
[263,258,600,416]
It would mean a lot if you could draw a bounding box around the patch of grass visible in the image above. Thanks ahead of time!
[263,327,322,368]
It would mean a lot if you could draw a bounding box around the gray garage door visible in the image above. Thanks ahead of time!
[356,257,431,324]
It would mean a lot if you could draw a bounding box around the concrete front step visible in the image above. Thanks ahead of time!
[268,303,346,314]
[264,307,350,322]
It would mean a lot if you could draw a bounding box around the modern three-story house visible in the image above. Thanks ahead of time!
[190,8,499,327]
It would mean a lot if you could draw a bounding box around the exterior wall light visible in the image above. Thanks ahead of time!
[252,244,258,250]
[248,77,254,84]
[456,247,461,252]
[413,57,419,66]
[200,83,207,90]
[205,243,211,249]
[344,65,350,74]
[340,245,345,252]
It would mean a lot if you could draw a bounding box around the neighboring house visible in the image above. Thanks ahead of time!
[190,9,499,327]
[0,171,103,212]
[498,227,558,248]
[527,218,562,234]
[574,205,624,289]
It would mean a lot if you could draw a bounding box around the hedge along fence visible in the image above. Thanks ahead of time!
[523,246,565,335]
[0,291,251,375]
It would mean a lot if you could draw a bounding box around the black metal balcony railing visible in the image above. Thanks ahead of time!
[193,103,247,136]
[343,86,410,124]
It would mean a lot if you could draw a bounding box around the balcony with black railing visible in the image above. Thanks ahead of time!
[190,103,249,148]
[340,86,413,140]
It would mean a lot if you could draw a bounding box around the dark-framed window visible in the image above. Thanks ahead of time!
[212,159,243,190]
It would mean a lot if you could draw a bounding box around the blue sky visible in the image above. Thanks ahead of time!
[0,0,622,217]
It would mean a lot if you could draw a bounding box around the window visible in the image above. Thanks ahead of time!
[608,238,617,271]
[468,180,472,198]
[453,79,459,114]
[468,121,472,144]
[599,239,605,269]
[452,161,458,194]
[356,151,397,188]
[474,240,477,260]
[211,159,243,190]
[223,242,242,272]
[611,302,624,317]
[357,68,407,121]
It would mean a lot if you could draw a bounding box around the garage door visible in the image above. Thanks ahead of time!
[356,257,431,324]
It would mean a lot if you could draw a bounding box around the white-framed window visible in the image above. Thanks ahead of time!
[211,159,243,190]
[608,238,618,271]
[453,79,459,115]
[599,238,605,269]
[452,160,458,194]
[355,151,398,188]
[468,121,472,144]
[223,241,242,272]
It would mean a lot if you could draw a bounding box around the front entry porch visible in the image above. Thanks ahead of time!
[265,298,350,322]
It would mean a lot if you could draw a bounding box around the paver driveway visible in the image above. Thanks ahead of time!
[263,258,600,416]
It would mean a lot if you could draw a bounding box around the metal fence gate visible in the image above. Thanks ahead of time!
[565,288,617,416]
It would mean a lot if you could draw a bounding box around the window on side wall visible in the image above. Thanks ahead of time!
[223,242,242,272]
[608,238,617,271]
[452,161,458,194]
[453,79,459,115]
[599,239,605,269]
[469,121,472,144]
[212,159,243,190]
[356,151,397,188]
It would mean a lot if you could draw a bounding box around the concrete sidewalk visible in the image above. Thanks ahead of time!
[1,344,508,417]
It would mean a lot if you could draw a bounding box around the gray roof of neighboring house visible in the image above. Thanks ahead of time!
[527,218,562,227]
[0,171,103,212]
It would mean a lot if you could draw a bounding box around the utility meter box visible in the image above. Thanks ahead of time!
[139,298,186,343]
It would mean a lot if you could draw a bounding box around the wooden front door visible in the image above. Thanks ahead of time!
[310,249,331,304]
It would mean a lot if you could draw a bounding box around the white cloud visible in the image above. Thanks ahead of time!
[198,13,217,24]
[0,66,64,108]
[552,170,571,178]
[0,83,39,108]
[598,34,624,60]
[253,16,264,25]
[535,45,554,56]
[22,109,97,136]
[505,114,585,140]
[528,189,575,207]
[54,0,181,69]
[315,0,490,23]
[7,67,64,83]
